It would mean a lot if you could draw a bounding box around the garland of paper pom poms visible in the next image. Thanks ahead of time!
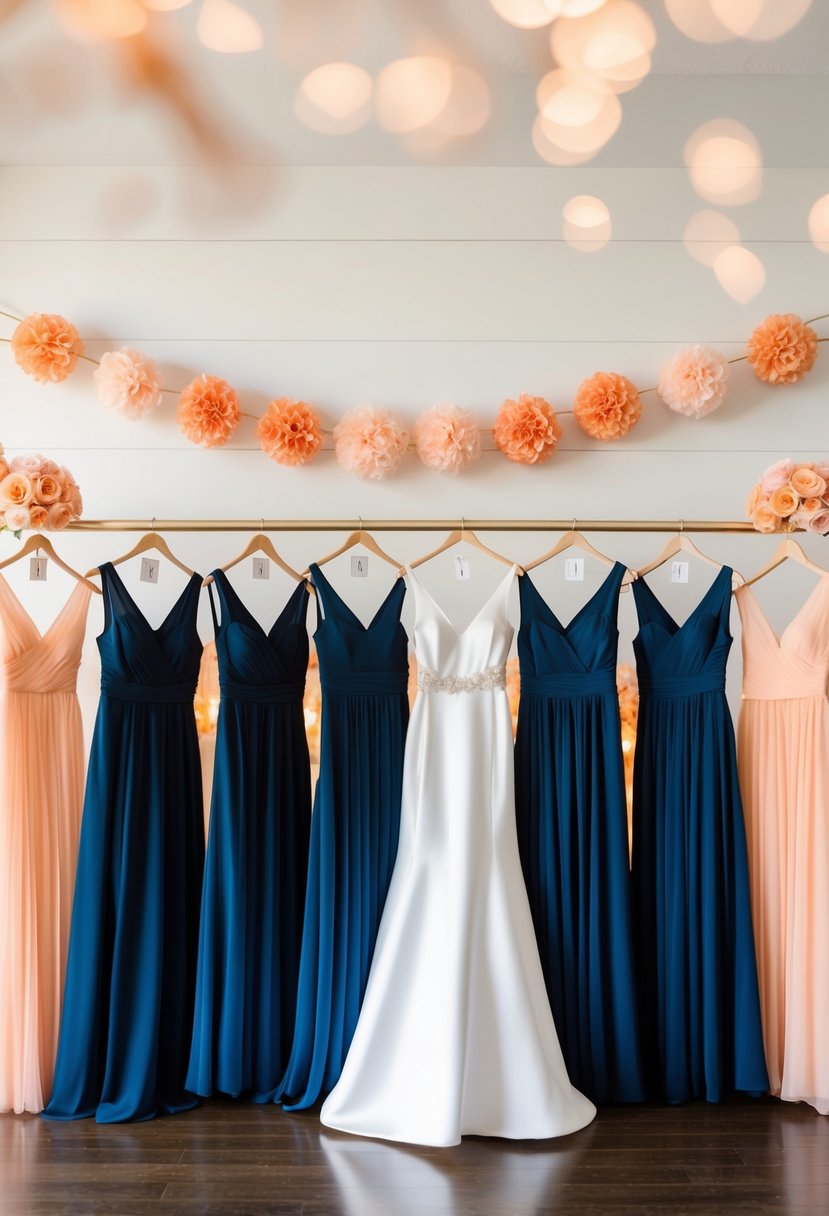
[2,307,826,480]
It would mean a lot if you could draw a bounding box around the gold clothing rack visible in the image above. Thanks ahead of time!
[66,519,763,534]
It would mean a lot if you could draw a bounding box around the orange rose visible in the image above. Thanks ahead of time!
[0,460,8,482]
[29,504,48,529]
[0,472,34,508]
[751,502,781,534]
[768,485,798,517]
[790,466,827,498]
[34,473,62,505]
[800,496,824,516]
[746,483,762,515]
[46,502,73,530]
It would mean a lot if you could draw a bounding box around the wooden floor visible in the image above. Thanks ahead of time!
[1,1098,827,1215]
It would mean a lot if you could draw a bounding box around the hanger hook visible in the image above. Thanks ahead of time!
[679,519,685,534]
[151,516,157,536]
[260,516,264,534]
[358,514,363,537]
[571,517,577,533]
[461,515,465,539]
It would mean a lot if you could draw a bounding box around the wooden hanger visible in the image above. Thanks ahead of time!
[203,522,304,587]
[636,521,740,584]
[302,518,402,578]
[0,533,101,593]
[740,527,828,590]
[525,519,634,585]
[86,520,194,579]
[409,519,518,572]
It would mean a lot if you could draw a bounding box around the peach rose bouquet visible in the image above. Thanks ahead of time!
[0,447,83,533]
[747,459,829,535]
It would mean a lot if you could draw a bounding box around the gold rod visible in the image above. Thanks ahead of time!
[63,518,765,534]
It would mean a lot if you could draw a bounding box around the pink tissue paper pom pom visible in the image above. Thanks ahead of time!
[93,349,162,420]
[658,345,729,419]
[414,404,481,474]
[334,406,409,480]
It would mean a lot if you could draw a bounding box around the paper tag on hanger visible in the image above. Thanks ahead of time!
[140,557,159,584]
[29,556,48,582]
[671,561,689,584]
[564,558,584,582]
[455,556,471,581]
[252,557,270,580]
[350,555,368,578]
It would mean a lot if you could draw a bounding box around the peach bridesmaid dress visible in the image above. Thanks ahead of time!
[736,575,829,1115]
[0,575,91,1114]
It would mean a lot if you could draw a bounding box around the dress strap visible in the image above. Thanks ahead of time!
[207,578,221,635]
[291,579,312,625]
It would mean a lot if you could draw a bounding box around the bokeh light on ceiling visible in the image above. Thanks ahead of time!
[665,0,812,42]
[683,210,742,267]
[294,63,373,135]
[563,194,612,251]
[808,195,829,254]
[374,57,454,134]
[713,245,766,303]
[196,0,263,54]
[684,119,762,206]
[550,0,656,94]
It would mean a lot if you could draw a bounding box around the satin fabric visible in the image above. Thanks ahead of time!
[43,564,205,1123]
[187,573,312,1101]
[321,565,596,1146]
[515,565,644,1104]
[0,577,91,1114]
[276,563,408,1110]
[736,576,829,1115]
[631,566,768,1104]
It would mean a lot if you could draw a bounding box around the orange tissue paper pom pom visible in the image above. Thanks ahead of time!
[177,375,240,448]
[747,314,818,385]
[492,394,562,465]
[11,313,83,383]
[257,398,323,467]
[573,371,641,441]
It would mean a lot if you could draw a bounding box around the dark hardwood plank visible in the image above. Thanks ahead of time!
[0,1098,826,1216]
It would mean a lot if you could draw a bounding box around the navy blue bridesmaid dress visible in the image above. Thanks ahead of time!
[514,564,644,1105]
[186,572,312,1101]
[276,562,409,1110]
[43,563,205,1123]
[631,566,768,1104]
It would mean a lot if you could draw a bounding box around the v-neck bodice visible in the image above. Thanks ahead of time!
[736,576,829,701]
[632,566,733,697]
[208,570,309,702]
[97,562,203,702]
[309,563,408,696]
[0,575,91,696]
[518,563,624,696]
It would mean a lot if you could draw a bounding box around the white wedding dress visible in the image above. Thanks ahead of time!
[320,564,596,1147]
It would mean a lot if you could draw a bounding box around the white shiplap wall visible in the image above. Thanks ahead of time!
[1,48,828,732]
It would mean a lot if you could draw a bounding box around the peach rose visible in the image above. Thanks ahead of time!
[0,459,8,482]
[4,506,31,531]
[746,483,762,515]
[751,502,781,534]
[66,483,83,516]
[46,502,73,530]
[768,485,798,517]
[812,462,829,483]
[34,473,63,505]
[790,466,827,498]
[0,472,34,507]
[29,504,48,529]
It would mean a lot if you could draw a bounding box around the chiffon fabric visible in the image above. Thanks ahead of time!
[736,576,829,1115]
[44,563,205,1123]
[631,566,768,1104]
[276,563,409,1111]
[187,572,312,1101]
[514,565,644,1105]
[321,565,596,1146]
[0,577,91,1114]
